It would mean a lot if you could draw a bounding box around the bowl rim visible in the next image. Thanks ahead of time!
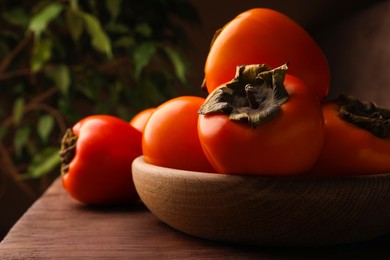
[132,155,390,181]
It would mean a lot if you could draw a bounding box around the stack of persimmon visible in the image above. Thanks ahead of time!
[60,8,390,206]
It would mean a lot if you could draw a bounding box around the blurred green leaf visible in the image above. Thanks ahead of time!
[31,37,53,72]
[139,77,166,106]
[132,42,156,79]
[106,22,129,34]
[76,11,113,58]
[0,0,199,183]
[28,3,64,39]
[135,23,152,38]
[2,8,29,27]
[76,78,95,100]
[14,126,30,157]
[0,127,8,141]
[37,114,55,143]
[162,46,187,83]
[106,0,122,21]
[65,8,84,42]
[113,36,135,48]
[21,147,61,179]
[70,0,78,9]
[45,64,71,95]
[108,80,122,104]
[12,98,25,125]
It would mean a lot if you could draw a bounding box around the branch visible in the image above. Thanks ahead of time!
[0,32,33,73]
[1,87,59,128]
[0,142,38,199]
[0,68,32,81]
[34,103,68,134]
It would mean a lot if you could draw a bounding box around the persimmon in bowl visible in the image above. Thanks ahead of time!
[132,156,390,247]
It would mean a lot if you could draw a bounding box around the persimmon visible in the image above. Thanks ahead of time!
[198,64,325,175]
[143,96,215,172]
[203,8,330,101]
[60,115,142,205]
[309,95,390,176]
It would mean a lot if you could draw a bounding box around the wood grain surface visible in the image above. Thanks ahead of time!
[1,177,390,259]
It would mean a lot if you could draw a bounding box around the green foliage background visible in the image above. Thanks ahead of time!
[0,0,201,197]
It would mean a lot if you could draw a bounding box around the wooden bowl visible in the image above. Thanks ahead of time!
[132,156,390,246]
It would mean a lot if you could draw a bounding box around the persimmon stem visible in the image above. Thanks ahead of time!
[198,63,289,128]
[337,95,390,138]
[60,128,78,175]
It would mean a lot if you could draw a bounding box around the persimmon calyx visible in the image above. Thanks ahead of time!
[59,128,78,176]
[198,63,289,128]
[337,95,390,138]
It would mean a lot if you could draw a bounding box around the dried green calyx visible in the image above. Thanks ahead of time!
[198,63,289,128]
[337,95,390,138]
[59,128,78,175]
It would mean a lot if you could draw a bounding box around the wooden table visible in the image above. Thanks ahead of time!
[1,178,390,259]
